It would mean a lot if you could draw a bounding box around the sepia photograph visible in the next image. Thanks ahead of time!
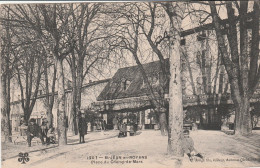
[0,1,260,168]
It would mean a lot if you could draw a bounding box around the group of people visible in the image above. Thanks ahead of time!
[23,112,203,162]
[118,121,137,138]
[25,111,87,146]
[94,119,107,131]
[26,118,56,147]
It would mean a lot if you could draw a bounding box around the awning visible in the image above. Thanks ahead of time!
[91,96,152,112]
[91,91,260,112]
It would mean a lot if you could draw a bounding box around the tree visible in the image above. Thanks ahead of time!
[38,4,75,145]
[163,1,185,157]
[1,7,21,142]
[1,14,12,143]
[107,3,170,135]
[42,48,56,128]
[66,3,111,135]
[15,42,43,122]
[209,1,260,135]
[3,4,76,145]
[140,3,170,135]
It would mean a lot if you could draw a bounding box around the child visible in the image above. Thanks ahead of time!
[47,127,56,144]
[182,129,203,161]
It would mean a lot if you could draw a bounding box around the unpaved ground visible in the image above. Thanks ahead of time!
[2,130,260,168]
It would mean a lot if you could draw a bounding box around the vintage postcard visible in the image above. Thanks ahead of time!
[1,1,260,168]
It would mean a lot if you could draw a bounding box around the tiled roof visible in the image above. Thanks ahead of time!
[97,59,169,101]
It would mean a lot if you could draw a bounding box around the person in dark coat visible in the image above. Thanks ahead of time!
[122,122,127,137]
[78,112,87,143]
[102,120,107,130]
[26,118,44,147]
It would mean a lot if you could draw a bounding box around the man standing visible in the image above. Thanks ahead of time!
[26,118,44,147]
[102,120,107,131]
[78,111,87,143]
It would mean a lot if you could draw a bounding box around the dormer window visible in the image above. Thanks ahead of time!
[121,78,131,91]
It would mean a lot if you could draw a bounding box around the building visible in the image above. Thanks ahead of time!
[93,60,168,129]
[10,79,109,133]
[92,59,260,130]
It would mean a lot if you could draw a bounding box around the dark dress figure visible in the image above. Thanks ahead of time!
[78,113,87,143]
[122,122,127,136]
[41,119,49,144]
[26,119,44,147]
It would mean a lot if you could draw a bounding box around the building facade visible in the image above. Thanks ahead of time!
[92,59,260,130]
[10,79,109,133]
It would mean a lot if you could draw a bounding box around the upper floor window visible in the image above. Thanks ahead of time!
[121,78,131,91]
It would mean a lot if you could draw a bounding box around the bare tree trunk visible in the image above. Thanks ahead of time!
[182,48,196,95]
[1,60,12,143]
[209,1,255,135]
[56,57,67,145]
[235,98,252,134]
[7,73,12,135]
[43,57,55,128]
[141,111,145,130]
[165,2,184,157]
[71,88,78,135]
[213,50,220,95]
[75,59,83,128]
[200,39,208,94]
[159,112,167,136]
[70,56,78,135]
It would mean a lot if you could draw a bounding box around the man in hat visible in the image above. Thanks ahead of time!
[182,129,203,161]
[78,111,87,143]
[26,118,44,147]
